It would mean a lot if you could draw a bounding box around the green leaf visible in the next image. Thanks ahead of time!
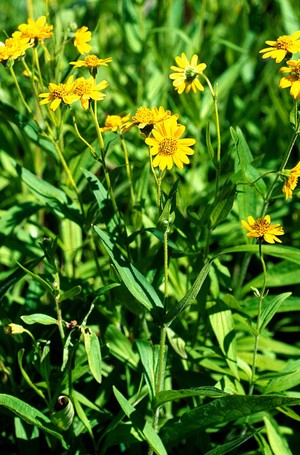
[17,349,46,401]
[263,414,293,455]
[165,261,211,325]
[0,202,42,235]
[265,359,300,393]
[210,183,236,228]
[0,394,68,449]
[207,300,239,379]
[60,285,82,303]
[51,395,75,431]
[113,386,167,455]
[220,244,300,265]
[72,391,94,440]
[259,292,291,331]
[135,339,156,400]
[82,328,102,383]
[204,429,261,455]
[21,314,57,325]
[161,395,300,445]
[105,324,139,369]
[166,327,187,359]
[153,387,228,410]
[94,226,163,318]
[17,261,53,294]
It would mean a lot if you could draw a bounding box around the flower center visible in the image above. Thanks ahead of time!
[253,217,270,235]
[277,35,293,50]
[74,80,91,96]
[134,107,154,124]
[293,62,300,78]
[52,84,68,98]
[85,55,99,67]
[159,137,178,156]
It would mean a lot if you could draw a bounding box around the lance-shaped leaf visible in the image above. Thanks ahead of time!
[82,327,102,383]
[51,395,75,431]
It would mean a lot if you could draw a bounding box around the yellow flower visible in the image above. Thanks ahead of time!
[282,162,300,199]
[100,114,131,133]
[123,106,174,135]
[13,16,53,42]
[0,36,32,63]
[241,215,284,244]
[145,116,195,170]
[74,26,92,54]
[72,77,108,110]
[259,31,300,63]
[169,53,207,94]
[39,76,77,111]
[70,54,112,68]
[4,323,25,335]
[279,59,300,100]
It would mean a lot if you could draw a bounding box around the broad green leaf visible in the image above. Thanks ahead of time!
[21,314,57,325]
[113,387,167,455]
[106,324,139,369]
[265,359,300,393]
[94,226,163,317]
[14,416,39,440]
[263,414,293,455]
[135,339,156,400]
[165,260,211,325]
[0,202,42,235]
[17,261,53,294]
[204,429,261,455]
[259,292,291,331]
[161,395,300,445]
[0,394,68,448]
[82,328,102,383]
[220,244,300,265]
[166,327,187,359]
[51,395,75,431]
[72,391,94,440]
[153,387,228,410]
[208,300,239,379]
[210,183,236,227]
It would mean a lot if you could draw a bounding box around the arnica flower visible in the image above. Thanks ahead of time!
[279,59,300,100]
[241,215,284,244]
[13,16,53,43]
[70,54,112,77]
[4,323,25,335]
[282,162,300,199]
[259,31,300,63]
[74,26,92,54]
[0,36,32,63]
[100,114,131,133]
[39,76,77,111]
[123,106,174,135]
[169,53,207,94]
[145,116,195,171]
[72,77,108,110]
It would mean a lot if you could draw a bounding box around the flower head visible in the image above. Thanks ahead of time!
[282,162,300,199]
[169,53,207,94]
[0,36,32,63]
[123,106,174,135]
[4,323,25,335]
[145,116,195,170]
[259,31,300,63]
[13,16,53,43]
[70,54,112,77]
[39,76,77,111]
[72,77,108,109]
[74,26,92,54]
[279,59,300,100]
[241,215,284,244]
[100,114,131,133]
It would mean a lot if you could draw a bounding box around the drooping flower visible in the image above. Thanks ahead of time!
[0,36,32,63]
[145,116,195,170]
[4,323,25,335]
[259,31,300,63]
[123,106,175,135]
[13,16,53,43]
[279,59,300,100]
[100,114,131,133]
[70,54,112,77]
[169,53,207,94]
[282,162,300,199]
[241,215,284,244]
[39,76,77,111]
[72,76,108,109]
[74,26,92,54]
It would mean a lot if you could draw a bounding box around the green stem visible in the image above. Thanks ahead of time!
[53,272,65,342]
[120,133,135,206]
[9,65,32,114]
[69,107,98,159]
[249,240,267,396]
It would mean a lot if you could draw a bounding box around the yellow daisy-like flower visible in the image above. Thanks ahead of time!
[279,59,300,100]
[282,161,300,199]
[13,16,53,42]
[100,114,131,133]
[74,26,92,54]
[123,106,174,135]
[70,54,112,68]
[39,76,77,111]
[72,76,108,110]
[241,215,284,244]
[145,116,195,171]
[169,53,207,94]
[4,323,25,335]
[259,31,300,63]
[0,36,32,63]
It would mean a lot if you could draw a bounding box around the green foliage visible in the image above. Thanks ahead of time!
[1,0,300,454]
